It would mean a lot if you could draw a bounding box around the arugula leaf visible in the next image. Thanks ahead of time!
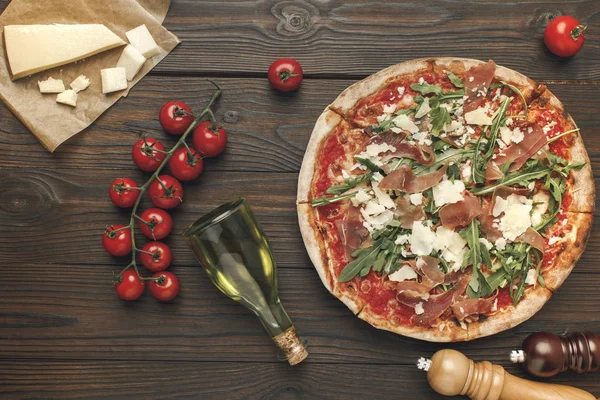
[370,108,415,134]
[461,220,493,298]
[429,106,452,137]
[410,82,443,96]
[447,163,461,181]
[326,173,373,195]
[471,161,551,195]
[471,133,487,184]
[414,148,475,175]
[339,242,385,282]
[311,192,356,207]
[501,81,528,117]
[355,157,384,173]
[447,72,464,88]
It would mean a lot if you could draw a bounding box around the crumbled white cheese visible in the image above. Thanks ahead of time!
[494,237,507,250]
[414,302,425,315]
[460,161,472,184]
[414,97,431,119]
[525,269,537,286]
[363,201,386,216]
[464,106,493,126]
[383,104,397,115]
[479,238,493,250]
[468,76,475,82]
[351,189,372,207]
[432,179,465,207]
[392,114,419,133]
[499,126,512,146]
[409,193,423,206]
[38,77,65,93]
[413,130,429,145]
[418,77,425,84]
[543,120,558,134]
[395,234,410,245]
[495,194,533,241]
[397,87,406,96]
[548,236,561,245]
[433,226,467,269]
[491,298,498,312]
[511,127,524,144]
[409,221,436,256]
[372,181,395,209]
[364,142,394,158]
[388,265,418,282]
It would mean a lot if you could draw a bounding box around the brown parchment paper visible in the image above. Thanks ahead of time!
[0,0,180,152]
[137,0,171,24]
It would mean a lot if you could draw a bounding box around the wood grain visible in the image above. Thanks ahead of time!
[1,0,600,398]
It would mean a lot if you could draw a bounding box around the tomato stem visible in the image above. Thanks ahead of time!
[117,81,222,280]
[278,69,299,83]
[571,24,587,41]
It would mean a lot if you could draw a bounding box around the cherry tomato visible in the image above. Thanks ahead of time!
[108,177,140,208]
[268,58,303,91]
[132,138,167,172]
[138,208,173,240]
[102,224,132,256]
[192,121,227,158]
[149,271,180,301]
[114,269,145,301]
[148,175,183,209]
[544,16,587,57]
[159,100,194,135]
[168,147,204,181]
[140,241,172,272]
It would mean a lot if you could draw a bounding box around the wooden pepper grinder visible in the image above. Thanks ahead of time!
[417,349,596,400]
[510,331,599,377]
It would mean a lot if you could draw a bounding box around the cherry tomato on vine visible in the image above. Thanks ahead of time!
[132,138,167,172]
[149,271,180,301]
[168,147,204,181]
[192,121,227,158]
[114,269,145,300]
[148,175,183,209]
[102,224,132,256]
[140,241,172,272]
[268,58,303,92]
[159,100,194,135]
[544,16,587,57]
[138,208,173,240]
[108,177,140,208]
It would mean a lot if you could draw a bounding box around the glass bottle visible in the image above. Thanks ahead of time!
[182,198,308,365]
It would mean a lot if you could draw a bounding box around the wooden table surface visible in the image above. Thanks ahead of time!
[1,1,600,399]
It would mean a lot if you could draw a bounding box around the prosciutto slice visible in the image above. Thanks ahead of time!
[411,270,472,326]
[451,293,498,322]
[493,122,547,172]
[516,227,545,253]
[393,196,425,229]
[414,256,445,286]
[396,277,433,306]
[439,191,483,229]
[335,205,369,260]
[378,164,447,193]
[368,131,435,166]
[485,162,504,181]
[369,131,407,148]
[463,61,496,113]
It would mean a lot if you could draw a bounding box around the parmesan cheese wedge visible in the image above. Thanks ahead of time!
[4,24,126,80]
[38,77,65,93]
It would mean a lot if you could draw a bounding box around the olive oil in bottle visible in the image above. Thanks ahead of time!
[183,198,307,365]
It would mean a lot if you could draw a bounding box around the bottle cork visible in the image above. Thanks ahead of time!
[272,326,308,365]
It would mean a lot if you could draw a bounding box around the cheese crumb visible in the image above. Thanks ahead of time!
[351,189,372,207]
[525,269,537,286]
[395,234,410,245]
[388,265,418,282]
[409,221,436,256]
[511,127,524,143]
[397,87,406,96]
[70,75,90,93]
[38,77,65,93]
[464,106,493,126]
[495,194,533,241]
[393,114,419,133]
[414,302,425,315]
[479,238,493,250]
[414,97,431,119]
[56,89,77,107]
[494,237,507,250]
[432,179,465,207]
[548,236,561,245]
[409,193,423,206]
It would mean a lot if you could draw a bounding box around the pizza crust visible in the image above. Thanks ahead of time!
[358,303,469,342]
[297,110,343,203]
[543,212,593,291]
[467,285,552,340]
[565,121,595,213]
[297,203,333,293]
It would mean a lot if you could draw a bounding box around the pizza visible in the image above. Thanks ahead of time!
[296,58,594,342]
